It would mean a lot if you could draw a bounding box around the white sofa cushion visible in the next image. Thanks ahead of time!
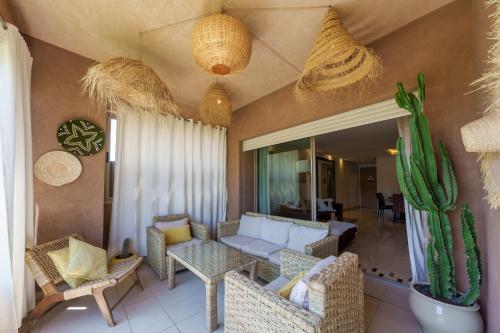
[260,218,292,246]
[237,215,262,238]
[264,276,289,292]
[154,217,189,230]
[287,225,329,253]
[268,250,281,265]
[241,239,284,259]
[221,235,256,250]
[289,255,337,309]
[330,220,357,236]
[165,238,202,253]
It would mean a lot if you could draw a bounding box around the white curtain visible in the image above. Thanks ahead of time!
[397,117,428,282]
[268,150,300,210]
[109,107,227,256]
[0,23,35,332]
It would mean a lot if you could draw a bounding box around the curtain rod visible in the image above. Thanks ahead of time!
[0,15,7,30]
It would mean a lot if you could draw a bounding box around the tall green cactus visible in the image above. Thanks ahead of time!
[395,73,481,306]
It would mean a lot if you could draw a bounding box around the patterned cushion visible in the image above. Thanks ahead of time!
[241,239,284,259]
[221,235,256,250]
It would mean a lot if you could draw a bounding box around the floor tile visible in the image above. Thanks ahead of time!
[163,292,205,323]
[381,282,411,310]
[367,301,423,333]
[363,275,389,299]
[123,298,174,333]
[364,295,380,329]
[160,326,180,333]
[176,311,224,333]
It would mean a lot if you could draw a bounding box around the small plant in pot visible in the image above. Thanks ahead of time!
[395,73,484,333]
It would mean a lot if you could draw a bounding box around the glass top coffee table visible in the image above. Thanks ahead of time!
[167,240,257,332]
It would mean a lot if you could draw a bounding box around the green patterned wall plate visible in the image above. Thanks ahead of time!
[57,120,105,156]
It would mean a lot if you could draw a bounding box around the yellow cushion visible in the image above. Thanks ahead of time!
[65,237,108,281]
[161,224,192,245]
[278,271,306,299]
[47,247,86,288]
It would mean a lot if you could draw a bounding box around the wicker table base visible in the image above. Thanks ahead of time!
[167,241,256,332]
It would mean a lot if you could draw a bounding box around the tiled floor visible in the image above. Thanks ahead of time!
[344,208,412,284]
[31,263,422,333]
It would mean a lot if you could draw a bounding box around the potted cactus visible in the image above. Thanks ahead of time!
[395,73,483,333]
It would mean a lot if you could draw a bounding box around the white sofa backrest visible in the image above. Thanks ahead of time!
[237,215,262,238]
[260,217,292,246]
[287,225,329,253]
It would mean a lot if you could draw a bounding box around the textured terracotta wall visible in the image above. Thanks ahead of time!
[0,0,16,25]
[27,36,107,246]
[228,0,497,331]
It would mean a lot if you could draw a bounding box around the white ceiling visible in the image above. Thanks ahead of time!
[315,118,399,162]
[10,0,453,110]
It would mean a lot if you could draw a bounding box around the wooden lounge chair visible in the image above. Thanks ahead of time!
[25,234,143,328]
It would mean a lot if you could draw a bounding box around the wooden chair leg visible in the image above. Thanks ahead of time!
[93,287,115,327]
[131,270,144,291]
[26,293,64,322]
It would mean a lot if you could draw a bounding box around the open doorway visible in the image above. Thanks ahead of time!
[315,118,411,284]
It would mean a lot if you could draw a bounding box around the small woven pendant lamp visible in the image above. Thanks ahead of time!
[191,14,252,76]
[295,7,382,98]
[200,83,232,127]
[81,57,178,115]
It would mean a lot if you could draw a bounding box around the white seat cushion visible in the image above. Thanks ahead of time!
[165,238,202,253]
[264,276,290,293]
[287,225,329,253]
[329,221,357,236]
[241,239,284,259]
[260,218,292,246]
[268,250,281,265]
[289,255,337,309]
[220,235,256,250]
[237,215,263,238]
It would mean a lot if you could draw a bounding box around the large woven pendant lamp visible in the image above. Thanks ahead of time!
[191,14,252,76]
[295,7,382,98]
[200,83,232,127]
[81,57,178,115]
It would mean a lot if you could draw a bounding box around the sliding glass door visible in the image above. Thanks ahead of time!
[258,138,312,220]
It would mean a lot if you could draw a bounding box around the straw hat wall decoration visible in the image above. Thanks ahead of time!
[81,57,178,115]
[295,7,382,99]
[192,14,252,75]
[200,83,232,127]
[461,0,500,209]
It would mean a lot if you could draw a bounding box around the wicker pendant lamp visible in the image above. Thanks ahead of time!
[191,14,252,76]
[295,8,382,99]
[81,57,178,115]
[200,83,232,127]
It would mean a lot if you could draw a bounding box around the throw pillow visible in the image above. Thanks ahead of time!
[47,247,86,288]
[287,225,329,253]
[65,237,108,281]
[161,225,192,245]
[289,255,337,309]
[277,271,306,299]
[237,215,262,238]
[260,218,292,246]
[154,217,189,230]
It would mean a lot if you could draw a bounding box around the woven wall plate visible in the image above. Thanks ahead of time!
[34,151,82,186]
[57,119,105,156]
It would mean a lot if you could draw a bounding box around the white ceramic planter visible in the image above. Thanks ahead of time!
[409,283,484,333]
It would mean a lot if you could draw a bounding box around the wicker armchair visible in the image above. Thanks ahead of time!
[25,234,143,327]
[217,213,339,281]
[146,214,210,280]
[225,249,364,333]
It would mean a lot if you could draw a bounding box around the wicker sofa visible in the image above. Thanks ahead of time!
[146,214,210,280]
[224,249,364,333]
[217,212,338,282]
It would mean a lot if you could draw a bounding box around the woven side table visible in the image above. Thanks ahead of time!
[167,240,256,332]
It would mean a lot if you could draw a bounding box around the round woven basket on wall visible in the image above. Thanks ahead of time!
[200,83,232,127]
[81,57,178,115]
[34,151,82,186]
[295,8,382,99]
[461,109,500,152]
[192,14,252,76]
